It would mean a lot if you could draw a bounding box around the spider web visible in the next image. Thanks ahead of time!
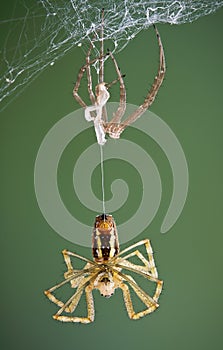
[1,0,223,111]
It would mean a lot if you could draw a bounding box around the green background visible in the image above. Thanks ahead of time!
[1,3,223,350]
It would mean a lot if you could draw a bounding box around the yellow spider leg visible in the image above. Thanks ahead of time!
[120,239,158,278]
[118,249,157,277]
[120,250,151,267]
[62,249,74,271]
[114,260,160,284]
[117,270,159,306]
[53,284,85,318]
[62,249,98,266]
[109,239,160,292]
[119,282,137,319]
[118,277,158,320]
[53,279,95,324]
[143,239,158,278]
[44,264,97,311]
[125,272,163,305]
[118,273,162,320]
[114,239,152,258]
[44,290,70,312]
[62,249,96,284]
[111,239,158,278]
[115,259,154,280]
[44,271,89,312]
[45,264,96,294]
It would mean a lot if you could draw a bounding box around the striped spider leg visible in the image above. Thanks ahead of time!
[44,214,163,323]
[73,9,165,145]
[110,239,163,319]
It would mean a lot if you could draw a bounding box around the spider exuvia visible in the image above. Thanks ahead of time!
[44,214,163,323]
[73,9,166,145]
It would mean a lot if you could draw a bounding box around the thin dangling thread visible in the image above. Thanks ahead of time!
[100,145,106,218]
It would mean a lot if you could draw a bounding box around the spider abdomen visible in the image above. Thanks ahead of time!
[92,214,119,262]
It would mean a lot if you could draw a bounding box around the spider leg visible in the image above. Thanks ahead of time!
[107,50,126,124]
[62,249,98,267]
[115,239,155,259]
[97,8,109,125]
[106,75,126,91]
[45,270,84,294]
[117,251,156,279]
[44,249,98,322]
[110,239,162,287]
[120,250,151,270]
[86,43,96,106]
[118,239,158,278]
[44,248,97,305]
[113,260,160,284]
[62,249,98,289]
[44,290,69,311]
[101,73,126,124]
[44,265,96,310]
[102,50,127,139]
[99,8,106,84]
[44,276,85,313]
[73,55,108,109]
[62,248,74,271]
[53,276,95,323]
[119,282,138,319]
[112,25,166,135]
[101,72,126,125]
[118,273,161,319]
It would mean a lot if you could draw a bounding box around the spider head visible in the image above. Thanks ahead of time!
[95,273,115,298]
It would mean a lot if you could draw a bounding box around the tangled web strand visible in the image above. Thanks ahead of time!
[1,0,223,111]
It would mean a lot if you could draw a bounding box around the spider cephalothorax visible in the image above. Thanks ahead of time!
[73,9,166,145]
[44,214,163,323]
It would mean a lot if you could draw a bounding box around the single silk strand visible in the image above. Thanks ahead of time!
[100,145,106,216]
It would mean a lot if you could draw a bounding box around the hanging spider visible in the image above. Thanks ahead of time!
[73,9,166,145]
[44,214,163,323]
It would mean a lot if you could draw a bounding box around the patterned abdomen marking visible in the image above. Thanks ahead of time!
[92,214,119,262]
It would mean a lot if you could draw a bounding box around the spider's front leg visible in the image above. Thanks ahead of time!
[112,239,163,316]
[118,239,159,278]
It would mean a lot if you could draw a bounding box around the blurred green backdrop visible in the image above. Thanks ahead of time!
[1,2,223,350]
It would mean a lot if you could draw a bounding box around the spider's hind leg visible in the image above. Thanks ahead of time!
[118,274,161,320]
[53,281,95,323]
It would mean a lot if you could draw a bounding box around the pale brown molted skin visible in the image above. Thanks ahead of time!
[72,8,166,145]
[44,214,163,323]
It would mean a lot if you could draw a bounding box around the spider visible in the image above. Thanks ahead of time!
[44,214,163,323]
[73,9,166,145]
